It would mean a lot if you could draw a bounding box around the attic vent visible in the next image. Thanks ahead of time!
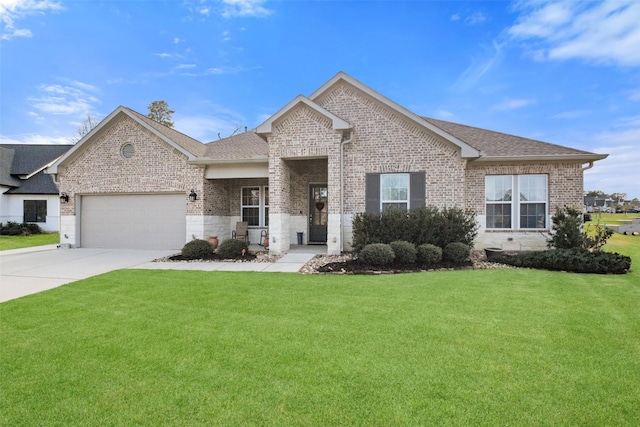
[121,144,135,159]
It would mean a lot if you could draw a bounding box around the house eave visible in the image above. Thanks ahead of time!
[472,154,609,163]
[188,156,269,166]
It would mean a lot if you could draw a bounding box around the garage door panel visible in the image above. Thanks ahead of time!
[81,194,186,250]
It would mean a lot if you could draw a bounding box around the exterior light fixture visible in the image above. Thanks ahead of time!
[188,189,197,202]
[60,192,69,203]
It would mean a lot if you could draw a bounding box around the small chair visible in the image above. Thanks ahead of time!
[232,221,249,243]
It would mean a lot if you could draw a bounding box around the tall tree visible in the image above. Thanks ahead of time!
[147,100,175,128]
[70,113,100,143]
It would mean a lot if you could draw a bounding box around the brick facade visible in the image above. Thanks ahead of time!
[53,74,594,252]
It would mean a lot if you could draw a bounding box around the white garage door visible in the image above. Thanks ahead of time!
[81,194,186,250]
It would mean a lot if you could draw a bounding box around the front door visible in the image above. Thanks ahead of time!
[309,185,328,244]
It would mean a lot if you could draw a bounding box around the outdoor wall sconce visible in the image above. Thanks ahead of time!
[60,192,69,203]
[188,189,197,202]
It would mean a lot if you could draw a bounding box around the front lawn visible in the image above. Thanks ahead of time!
[1,236,639,425]
[0,233,59,251]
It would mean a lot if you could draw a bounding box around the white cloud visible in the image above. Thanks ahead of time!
[450,13,460,22]
[175,63,196,69]
[0,0,63,40]
[466,12,488,25]
[551,110,589,119]
[583,120,640,198]
[221,0,272,18]
[453,40,504,91]
[494,97,535,111]
[27,81,101,116]
[509,0,640,67]
[0,133,71,145]
[175,113,246,142]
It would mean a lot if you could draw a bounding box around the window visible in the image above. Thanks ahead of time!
[241,186,268,227]
[24,200,47,223]
[485,175,547,229]
[365,172,425,214]
[381,173,409,211]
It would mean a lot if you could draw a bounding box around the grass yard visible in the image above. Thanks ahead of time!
[1,235,639,426]
[0,233,59,251]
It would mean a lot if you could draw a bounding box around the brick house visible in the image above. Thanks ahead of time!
[48,72,607,253]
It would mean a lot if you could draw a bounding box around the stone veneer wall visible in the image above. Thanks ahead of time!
[58,115,206,246]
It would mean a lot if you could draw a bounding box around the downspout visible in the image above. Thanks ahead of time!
[340,129,354,252]
[582,161,594,170]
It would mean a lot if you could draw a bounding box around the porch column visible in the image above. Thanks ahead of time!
[327,149,341,255]
[269,158,291,254]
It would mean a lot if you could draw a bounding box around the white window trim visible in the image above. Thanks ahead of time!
[380,173,410,211]
[241,186,269,227]
[485,174,548,230]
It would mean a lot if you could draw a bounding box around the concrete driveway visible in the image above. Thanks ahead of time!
[0,246,177,303]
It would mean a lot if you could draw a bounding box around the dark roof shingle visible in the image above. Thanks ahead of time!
[422,117,596,158]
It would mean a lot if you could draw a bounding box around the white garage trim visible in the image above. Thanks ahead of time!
[80,194,186,250]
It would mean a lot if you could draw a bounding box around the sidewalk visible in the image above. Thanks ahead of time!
[133,251,318,273]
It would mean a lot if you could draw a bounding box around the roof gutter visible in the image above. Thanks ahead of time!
[472,154,608,163]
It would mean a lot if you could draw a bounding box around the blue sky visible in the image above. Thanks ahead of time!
[1,0,639,199]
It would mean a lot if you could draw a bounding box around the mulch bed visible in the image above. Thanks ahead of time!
[166,253,258,262]
[317,259,474,274]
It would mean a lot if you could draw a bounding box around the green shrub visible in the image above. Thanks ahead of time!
[417,243,442,266]
[548,206,612,252]
[443,242,470,264]
[352,206,478,253]
[359,243,395,266]
[390,240,417,265]
[181,239,212,260]
[0,221,43,236]
[491,248,631,274]
[217,239,249,259]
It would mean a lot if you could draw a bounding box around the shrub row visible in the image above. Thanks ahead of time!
[0,222,43,236]
[352,206,478,253]
[491,248,631,275]
[181,238,250,260]
[359,240,469,267]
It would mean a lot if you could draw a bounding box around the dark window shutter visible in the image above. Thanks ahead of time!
[410,172,425,209]
[365,173,380,214]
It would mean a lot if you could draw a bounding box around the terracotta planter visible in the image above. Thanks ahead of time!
[263,235,269,249]
[209,236,219,251]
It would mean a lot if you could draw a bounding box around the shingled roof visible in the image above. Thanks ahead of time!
[124,107,206,157]
[422,117,603,160]
[202,131,268,162]
[1,144,72,194]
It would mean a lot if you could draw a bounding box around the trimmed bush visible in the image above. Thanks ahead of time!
[0,222,43,236]
[390,240,417,265]
[182,239,212,259]
[491,248,631,274]
[548,206,612,252]
[359,243,395,266]
[417,243,442,266]
[181,239,212,260]
[443,242,470,264]
[218,239,249,259]
[352,206,478,253]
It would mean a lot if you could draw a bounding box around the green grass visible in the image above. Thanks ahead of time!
[0,233,59,251]
[1,237,639,425]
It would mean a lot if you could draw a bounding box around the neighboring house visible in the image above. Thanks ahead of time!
[47,72,607,252]
[584,196,615,213]
[1,144,73,232]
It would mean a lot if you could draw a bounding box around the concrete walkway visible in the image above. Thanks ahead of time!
[1,245,321,302]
